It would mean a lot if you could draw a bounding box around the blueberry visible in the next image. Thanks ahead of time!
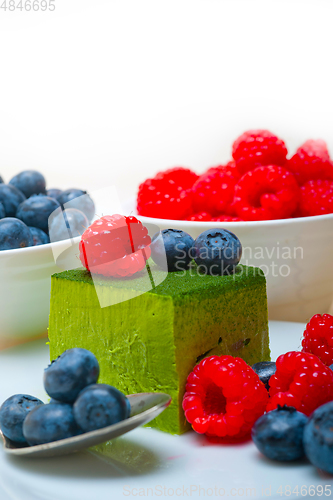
[303,401,333,474]
[48,208,89,242]
[0,394,44,443]
[0,184,26,217]
[0,218,33,251]
[73,384,129,432]
[28,226,50,246]
[57,189,95,222]
[44,348,100,404]
[252,362,276,391]
[193,228,242,275]
[151,229,194,272]
[330,364,333,371]
[252,406,308,461]
[16,194,60,234]
[9,170,46,199]
[0,175,3,183]
[47,188,62,199]
[23,403,78,445]
[125,397,131,419]
[0,201,5,219]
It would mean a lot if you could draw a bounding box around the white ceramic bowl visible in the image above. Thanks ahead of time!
[0,237,81,344]
[124,198,333,323]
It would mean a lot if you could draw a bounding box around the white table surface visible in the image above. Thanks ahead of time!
[0,321,332,500]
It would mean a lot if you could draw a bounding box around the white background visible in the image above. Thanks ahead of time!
[0,0,333,201]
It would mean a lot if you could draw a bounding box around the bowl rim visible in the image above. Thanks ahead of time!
[134,211,333,228]
[0,234,81,258]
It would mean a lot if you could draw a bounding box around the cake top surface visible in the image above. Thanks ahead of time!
[52,263,265,300]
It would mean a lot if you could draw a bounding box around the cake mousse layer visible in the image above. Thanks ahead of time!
[48,264,270,434]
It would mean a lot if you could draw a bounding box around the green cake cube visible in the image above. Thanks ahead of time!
[48,264,270,435]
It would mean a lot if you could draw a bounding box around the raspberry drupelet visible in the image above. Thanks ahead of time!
[301,314,333,367]
[79,214,151,277]
[232,130,288,175]
[232,165,300,221]
[182,355,268,439]
[267,351,333,416]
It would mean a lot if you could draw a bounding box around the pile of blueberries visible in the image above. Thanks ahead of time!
[151,227,242,275]
[252,361,333,474]
[0,348,130,446]
[0,170,95,251]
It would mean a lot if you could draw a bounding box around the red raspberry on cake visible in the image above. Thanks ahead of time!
[137,167,197,220]
[79,214,151,277]
[301,314,333,366]
[191,169,238,216]
[299,179,333,216]
[287,139,333,185]
[182,355,268,439]
[232,165,300,221]
[232,130,288,175]
[267,351,333,416]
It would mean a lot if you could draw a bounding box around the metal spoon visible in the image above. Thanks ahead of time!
[0,392,171,458]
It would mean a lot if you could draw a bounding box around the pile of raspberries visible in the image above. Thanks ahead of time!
[137,130,333,221]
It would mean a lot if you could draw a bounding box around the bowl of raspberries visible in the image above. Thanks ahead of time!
[0,170,95,344]
[134,130,333,322]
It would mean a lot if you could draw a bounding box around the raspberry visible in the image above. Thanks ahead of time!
[79,214,151,277]
[182,355,268,439]
[211,215,243,222]
[299,179,333,216]
[155,166,199,189]
[185,212,212,221]
[301,314,333,366]
[137,177,192,220]
[267,351,333,416]
[287,140,333,185]
[191,169,238,216]
[232,130,288,175]
[205,161,241,180]
[232,165,300,221]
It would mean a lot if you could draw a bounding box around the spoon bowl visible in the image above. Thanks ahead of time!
[0,392,171,458]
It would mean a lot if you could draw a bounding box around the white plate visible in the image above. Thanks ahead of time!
[0,321,332,500]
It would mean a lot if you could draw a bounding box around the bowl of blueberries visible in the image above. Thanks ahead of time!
[0,170,95,343]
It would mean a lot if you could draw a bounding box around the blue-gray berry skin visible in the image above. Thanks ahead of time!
[9,170,46,199]
[44,348,100,404]
[330,364,333,371]
[47,188,62,199]
[252,406,308,462]
[48,208,88,242]
[193,228,242,275]
[29,226,50,246]
[303,401,333,474]
[0,201,5,219]
[57,189,95,222]
[23,403,78,445]
[0,184,26,217]
[16,194,60,234]
[252,362,276,391]
[151,229,194,272]
[73,384,129,432]
[0,175,3,183]
[0,218,33,251]
[0,394,44,443]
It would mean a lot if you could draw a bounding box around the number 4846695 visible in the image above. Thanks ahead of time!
[0,0,55,11]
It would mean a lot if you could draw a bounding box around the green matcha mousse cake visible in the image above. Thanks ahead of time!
[48,263,270,435]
